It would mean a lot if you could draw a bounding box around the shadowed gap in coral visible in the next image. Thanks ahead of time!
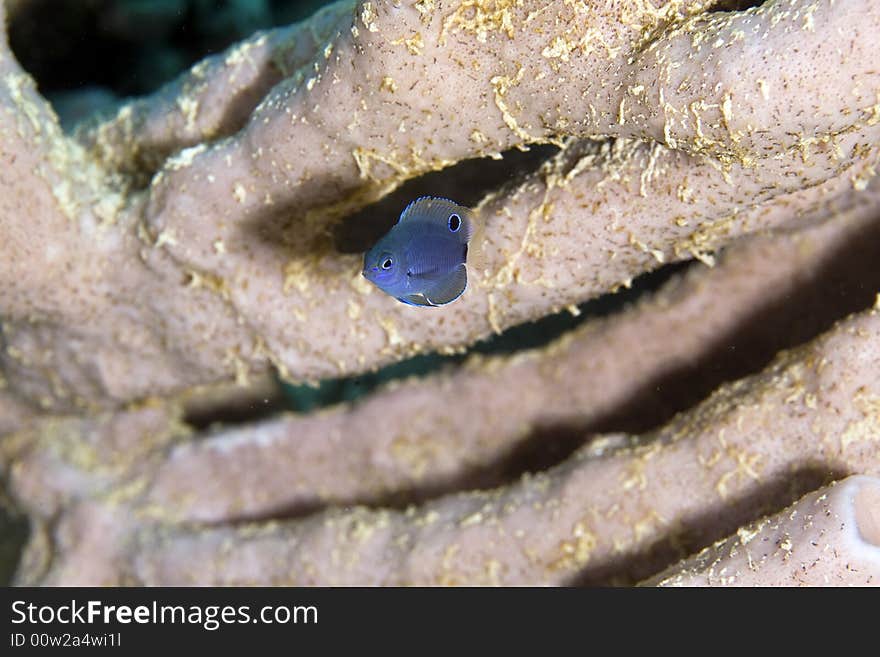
[571,464,847,586]
[224,209,880,521]
[485,210,880,485]
[333,145,560,253]
[0,504,29,585]
[276,261,693,415]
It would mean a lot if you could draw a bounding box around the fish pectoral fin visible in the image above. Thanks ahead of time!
[397,293,435,307]
[424,264,467,306]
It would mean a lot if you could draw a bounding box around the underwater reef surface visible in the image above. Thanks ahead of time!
[1,0,879,585]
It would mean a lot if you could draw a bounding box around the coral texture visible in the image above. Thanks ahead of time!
[1,0,879,585]
[644,475,880,586]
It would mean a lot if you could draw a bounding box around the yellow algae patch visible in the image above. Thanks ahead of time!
[714,441,763,500]
[627,231,666,264]
[489,65,534,142]
[360,2,379,32]
[166,143,207,170]
[620,442,661,491]
[154,228,178,248]
[483,559,503,585]
[223,348,251,386]
[352,147,411,180]
[377,315,404,348]
[541,35,573,61]
[839,390,880,454]
[470,128,489,144]
[719,92,743,144]
[185,269,230,300]
[3,72,34,125]
[440,0,522,45]
[379,76,398,93]
[541,28,620,63]
[672,212,739,267]
[549,521,597,571]
[413,0,435,23]
[176,95,199,131]
[346,299,362,320]
[391,32,425,56]
[489,185,551,289]
[404,32,424,55]
[621,0,690,27]
[225,33,265,71]
[736,524,761,546]
[486,293,503,334]
[638,141,668,197]
[92,192,125,227]
[349,270,375,296]
[721,93,734,125]
[232,182,247,203]
[801,3,817,32]
[852,163,877,192]
[391,435,442,478]
[632,509,667,543]
[282,258,316,295]
[864,94,880,126]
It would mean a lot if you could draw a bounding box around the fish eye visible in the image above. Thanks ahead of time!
[381,258,393,270]
[448,213,461,232]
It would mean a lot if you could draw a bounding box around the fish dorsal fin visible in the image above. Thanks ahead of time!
[424,263,467,306]
[399,197,474,241]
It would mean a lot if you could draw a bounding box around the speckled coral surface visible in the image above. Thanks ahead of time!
[4,206,879,585]
[126,306,880,585]
[643,475,880,586]
[1,1,878,409]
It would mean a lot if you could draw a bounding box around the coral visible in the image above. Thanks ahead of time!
[644,475,880,586]
[1,0,879,585]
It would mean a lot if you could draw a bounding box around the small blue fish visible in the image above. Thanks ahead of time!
[362,196,482,307]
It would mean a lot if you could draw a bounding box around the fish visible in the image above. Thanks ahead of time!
[362,196,483,307]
